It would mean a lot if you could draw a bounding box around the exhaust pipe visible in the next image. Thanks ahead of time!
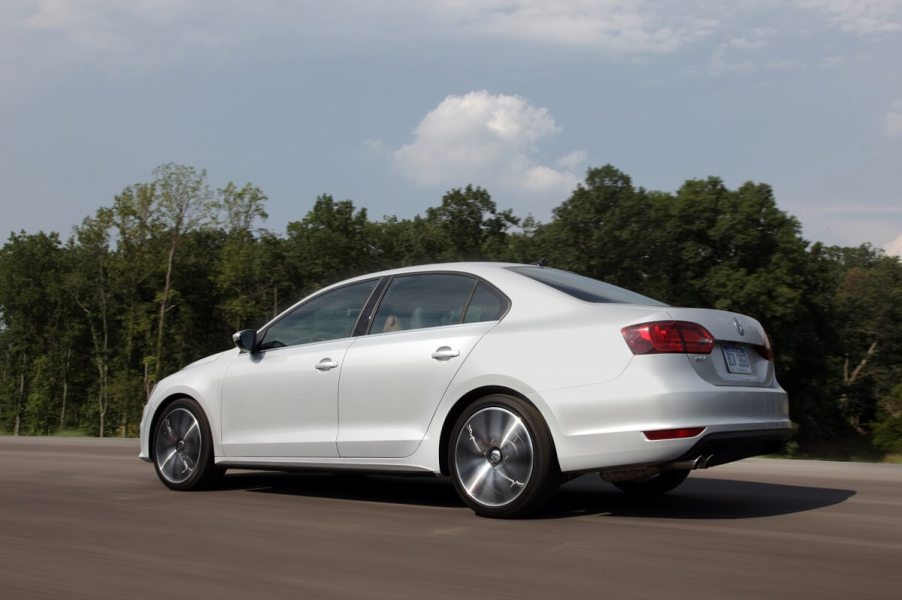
[668,456,702,471]
[601,455,711,482]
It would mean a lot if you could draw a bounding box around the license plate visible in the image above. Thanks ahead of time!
[722,344,752,374]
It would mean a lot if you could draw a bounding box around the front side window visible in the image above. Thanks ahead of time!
[259,279,378,349]
[371,274,477,334]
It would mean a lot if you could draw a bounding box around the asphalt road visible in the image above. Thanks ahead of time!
[1,437,900,599]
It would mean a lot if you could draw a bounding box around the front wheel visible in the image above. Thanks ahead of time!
[449,394,559,518]
[608,469,690,495]
[152,398,222,491]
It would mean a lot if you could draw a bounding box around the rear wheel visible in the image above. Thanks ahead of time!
[449,394,559,518]
[609,469,690,495]
[153,398,222,491]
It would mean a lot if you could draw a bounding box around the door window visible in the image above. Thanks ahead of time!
[371,274,476,333]
[258,279,378,349]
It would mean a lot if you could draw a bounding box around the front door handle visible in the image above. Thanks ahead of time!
[431,346,461,361]
[315,358,339,371]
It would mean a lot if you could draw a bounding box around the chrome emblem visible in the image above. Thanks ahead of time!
[733,317,744,336]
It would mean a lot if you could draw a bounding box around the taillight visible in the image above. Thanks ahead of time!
[754,332,774,360]
[621,321,715,355]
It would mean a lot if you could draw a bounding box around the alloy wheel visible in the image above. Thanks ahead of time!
[454,406,534,508]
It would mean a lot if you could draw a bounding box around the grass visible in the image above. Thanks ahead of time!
[0,428,90,437]
[53,428,91,437]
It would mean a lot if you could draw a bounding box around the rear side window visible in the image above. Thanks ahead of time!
[463,282,507,323]
[508,266,667,306]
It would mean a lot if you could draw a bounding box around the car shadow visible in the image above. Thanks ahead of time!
[223,470,466,509]
[220,470,855,520]
[543,474,856,519]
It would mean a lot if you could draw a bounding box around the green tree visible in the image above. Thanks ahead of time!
[109,181,164,404]
[220,182,268,234]
[68,210,117,436]
[833,249,902,432]
[423,185,519,261]
[216,182,272,330]
[285,195,376,292]
[872,383,902,453]
[148,163,219,386]
[24,355,57,435]
[0,232,74,435]
[536,165,669,297]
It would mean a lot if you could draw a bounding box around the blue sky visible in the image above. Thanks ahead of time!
[2,1,901,254]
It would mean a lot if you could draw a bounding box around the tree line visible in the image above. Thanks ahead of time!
[1,163,900,455]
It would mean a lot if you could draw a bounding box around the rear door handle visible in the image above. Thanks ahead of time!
[315,358,339,371]
[431,346,460,361]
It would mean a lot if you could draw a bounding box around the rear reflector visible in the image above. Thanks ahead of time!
[621,321,715,355]
[644,427,705,441]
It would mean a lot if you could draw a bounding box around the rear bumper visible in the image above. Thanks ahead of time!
[549,420,791,473]
[531,353,790,473]
[674,428,791,468]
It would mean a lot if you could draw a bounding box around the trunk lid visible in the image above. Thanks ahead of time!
[663,307,774,387]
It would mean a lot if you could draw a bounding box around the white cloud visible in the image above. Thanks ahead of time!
[8,0,902,75]
[727,27,774,50]
[886,234,902,257]
[885,101,902,138]
[557,150,588,171]
[818,55,846,70]
[816,205,902,216]
[706,44,757,75]
[361,139,390,154]
[11,0,717,64]
[12,0,294,68]
[795,0,902,34]
[764,59,804,71]
[393,91,580,199]
[428,0,718,54]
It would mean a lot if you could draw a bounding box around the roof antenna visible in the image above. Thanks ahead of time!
[536,257,548,267]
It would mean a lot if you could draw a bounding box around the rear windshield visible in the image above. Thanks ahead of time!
[508,266,667,306]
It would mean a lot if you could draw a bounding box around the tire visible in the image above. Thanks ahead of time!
[448,394,560,518]
[609,469,690,495]
[152,397,222,491]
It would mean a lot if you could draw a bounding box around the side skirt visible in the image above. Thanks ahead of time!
[215,459,438,477]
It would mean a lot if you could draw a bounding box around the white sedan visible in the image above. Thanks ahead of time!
[139,262,790,517]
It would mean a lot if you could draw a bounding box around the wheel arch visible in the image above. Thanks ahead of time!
[438,385,559,476]
[148,393,200,456]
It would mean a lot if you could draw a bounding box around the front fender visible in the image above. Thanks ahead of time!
[139,350,235,461]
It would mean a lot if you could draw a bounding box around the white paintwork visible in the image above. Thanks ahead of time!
[220,338,354,457]
[139,262,790,476]
[337,321,495,457]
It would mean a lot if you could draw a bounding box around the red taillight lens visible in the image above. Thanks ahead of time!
[621,321,714,355]
[754,332,774,361]
[643,427,705,440]
[754,345,772,360]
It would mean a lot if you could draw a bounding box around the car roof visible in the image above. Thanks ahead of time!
[334,262,558,302]
[340,261,524,282]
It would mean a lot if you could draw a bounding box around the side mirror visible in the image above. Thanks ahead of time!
[232,329,258,352]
